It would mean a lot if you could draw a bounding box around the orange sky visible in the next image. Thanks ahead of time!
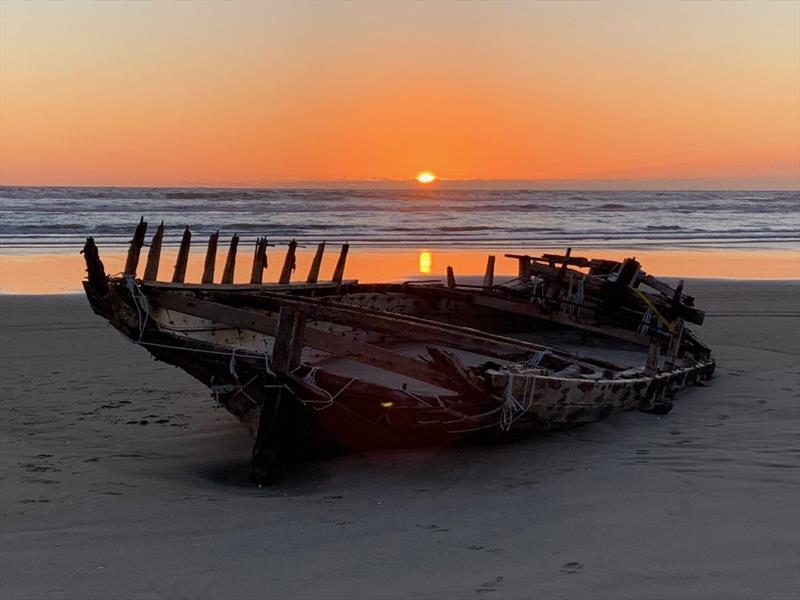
[1,0,798,188]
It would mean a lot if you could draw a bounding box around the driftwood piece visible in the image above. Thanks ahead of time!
[172,227,192,283]
[279,240,298,284]
[483,255,495,288]
[201,231,219,284]
[331,243,349,283]
[221,234,239,284]
[124,218,148,276]
[143,221,164,281]
[306,242,325,284]
[250,238,268,284]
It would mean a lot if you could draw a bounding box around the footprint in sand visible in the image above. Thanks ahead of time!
[475,576,504,594]
[560,561,583,575]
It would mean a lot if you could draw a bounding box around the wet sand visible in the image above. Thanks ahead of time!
[1,280,798,599]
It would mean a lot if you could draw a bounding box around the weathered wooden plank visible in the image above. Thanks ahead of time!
[306,242,325,283]
[201,230,219,284]
[172,227,192,283]
[483,255,495,288]
[331,243,349,283]
[205,287,618,372]
[279,240,298,284]
[221,234,239,284]
[124,218,148,276]
[147,291,462,390]
[142,221,164,281]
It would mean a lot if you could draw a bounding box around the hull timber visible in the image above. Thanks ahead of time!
[81,225,715,480]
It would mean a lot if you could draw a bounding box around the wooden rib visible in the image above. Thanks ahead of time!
[306,242,325,283]
[271,306,306,372]
[221,234,239,284]
[172,227,191,283]
[547,247,571,299]
[279,240,298,284]
[331,243,349,283]
[483,255,495,288]
[124,217,148,276]
[142,221,164,281]
[250,237,267,284]
[446,266,456,289]
[201,230,219,284]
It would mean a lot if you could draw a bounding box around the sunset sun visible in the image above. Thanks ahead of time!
[416,171,437,184]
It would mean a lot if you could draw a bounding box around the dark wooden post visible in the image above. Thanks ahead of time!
[664,318,685,370]
[81,237,107,296]
[644,338,660,375]
[272,306,306,372]
[201,230,219,284]
[143,221,164,281]
[547,247,572,299]
[483,255,495,288]
[517,256,532,279]
[279,240,298,284]
[221,234,239,284]
[331,243,349,283]
[306,242,325,283]
[172,227,191,283]
[124,218,148,276]
[250,237,268,284]
[446,266,456,289]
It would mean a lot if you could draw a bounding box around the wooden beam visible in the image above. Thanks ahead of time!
[483,255,495,288]
[279,240,298,284]
[143,221,164,281]
[201,230,219,284]
[221,234,239,284]
[331,243,349,283]
[306,242,325,283]
[172,227,191,283]
[124,218,148,276]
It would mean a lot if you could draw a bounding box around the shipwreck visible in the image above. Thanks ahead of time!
[82,219,715,481]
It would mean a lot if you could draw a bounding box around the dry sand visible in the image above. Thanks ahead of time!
[1,280,798,600]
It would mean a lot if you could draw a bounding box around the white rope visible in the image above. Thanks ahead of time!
[638,308,653,335]
[499,372,537,431]
[124,275,150,342]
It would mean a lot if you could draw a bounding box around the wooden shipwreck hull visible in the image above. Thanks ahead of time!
[81,220,715,480]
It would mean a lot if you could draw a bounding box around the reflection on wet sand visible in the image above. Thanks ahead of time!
[0,247,797,294]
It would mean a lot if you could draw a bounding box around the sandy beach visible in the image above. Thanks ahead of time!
[0,280,798,600]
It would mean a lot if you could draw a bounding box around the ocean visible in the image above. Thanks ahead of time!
[1,187,798,253]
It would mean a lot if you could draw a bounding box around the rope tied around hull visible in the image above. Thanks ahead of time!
[500,371,537,432]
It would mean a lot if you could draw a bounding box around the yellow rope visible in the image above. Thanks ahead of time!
[632,287,673,332]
